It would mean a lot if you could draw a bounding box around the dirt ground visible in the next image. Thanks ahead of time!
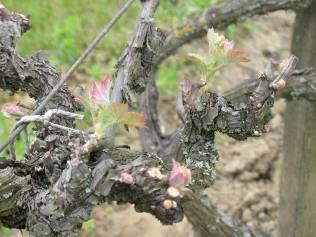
[79,11,295,237]
[6,11,295,237]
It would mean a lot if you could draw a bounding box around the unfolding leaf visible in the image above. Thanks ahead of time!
[101,103,145,128]
[207,28,224,53]
[123,111,146,128]
[82,219,95,235]
[187,53,206,66]
[182,79,194,96]
[93,103,146,139]
[169,159,192,188]
[88,76,112,106]
[223,40,234,54]
[188,28,249,83]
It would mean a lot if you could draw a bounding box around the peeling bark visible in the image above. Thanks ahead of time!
[111,0,163,98]
[0,166,31,228]
[26,149,184,236]
[104,0,164,147]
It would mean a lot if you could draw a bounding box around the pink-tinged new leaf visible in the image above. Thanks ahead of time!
[223,40,235,54]
[182,79,193,96]
[169,159,192,188]
[181,79,206,97]
[88,76,112,106]
[1,102,24,118]
[121,172,134,184]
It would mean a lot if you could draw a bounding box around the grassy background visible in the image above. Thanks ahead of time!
[4,0,221,76]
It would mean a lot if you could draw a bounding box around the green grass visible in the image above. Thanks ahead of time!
[0,114,35,161]
[5,0,141,74]
[4,0,223,72]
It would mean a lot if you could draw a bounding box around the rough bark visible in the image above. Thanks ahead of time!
[139,0,314,157]
[177,59,298,190]
[0,5,184,236]
[0,1,315,237]
[139,72,181,160]
[183,195,275,237]
[111,0,163,98]
[224,69,316,104]
[25,149,185,237]
[141,59,303,191]
[0,148,185,236]
[279,2,316,237]
[104,0,164,146]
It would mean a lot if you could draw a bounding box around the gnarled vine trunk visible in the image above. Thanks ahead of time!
[0,1,315,237]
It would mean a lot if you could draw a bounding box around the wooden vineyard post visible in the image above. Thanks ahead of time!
[279,1,316,237]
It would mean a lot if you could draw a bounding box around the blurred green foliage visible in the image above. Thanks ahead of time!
[81,219,96,236]
[157,64,179,96]
[0,114,25,161]
[5,0,140,74]
[4,0,223,73]
[0,114,35,161]
[0,226,13,235]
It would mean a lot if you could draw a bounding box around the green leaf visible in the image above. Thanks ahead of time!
[93,103,146,139]
[82,219,95,235]
[187,53,207,66]
[1,226,13,235]
[225,24,237,40]
[187,28,250,82]
[0,114,35,161]
[101,103,145,127]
